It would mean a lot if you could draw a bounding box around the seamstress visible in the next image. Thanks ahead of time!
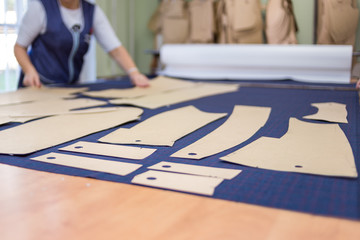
[14,0,149,88]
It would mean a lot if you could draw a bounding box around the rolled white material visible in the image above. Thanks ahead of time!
[160,44,353,83]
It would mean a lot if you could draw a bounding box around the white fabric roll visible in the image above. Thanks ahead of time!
[160,44,353,83]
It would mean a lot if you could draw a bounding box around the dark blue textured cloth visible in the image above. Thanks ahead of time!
[1,77,359,220]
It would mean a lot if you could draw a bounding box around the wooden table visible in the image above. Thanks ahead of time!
[0,163,359,240]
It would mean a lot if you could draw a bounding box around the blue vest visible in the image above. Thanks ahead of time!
[20,0,95,86]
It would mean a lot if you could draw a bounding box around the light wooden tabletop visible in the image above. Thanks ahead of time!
[0,163,359,240]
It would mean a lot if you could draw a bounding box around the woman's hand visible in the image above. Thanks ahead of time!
[129,71,150,88]
[23,68,42,88]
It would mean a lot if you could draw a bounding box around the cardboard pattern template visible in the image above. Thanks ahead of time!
[131,170,224,196]
[99,105,227,146]
[60,141,157,160]
[303,102,348,123]
[110,82,239,109]
[221,118,357,178]
[0,107,143,155]
[31,153,142,176]
[0,98,108,117]
[171,105,271,159]
[82,76,196,99]
[0,86,87,106]
[149,161,241,179]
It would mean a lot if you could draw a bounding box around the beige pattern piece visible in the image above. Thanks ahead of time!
[303,102,348,123]
[3,116,43,123]
[0,87,87,106]
[110,82,239,109]
[82,76,196,99]
[0,116,43,126]
[0,107,143,155]
[131,170,224,196]
[171,105,271,159]
[31,153,142,176]
[149,161,241,180]
[99,106,227,147]
[221,118,357,178]
[0,98,107,117]
[60,141,157,160]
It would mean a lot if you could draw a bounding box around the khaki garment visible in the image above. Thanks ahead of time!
[265,0,298,44]
[215,0,263,43]
[188,0,215,43]
[317,0,359,46]
[160,0,190,44]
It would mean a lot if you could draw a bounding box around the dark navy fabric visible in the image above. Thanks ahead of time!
[1,78,359,220]
[19,0,94,86]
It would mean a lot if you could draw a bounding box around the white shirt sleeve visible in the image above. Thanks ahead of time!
[16,1,121,52]
[93,5,122,53]
[16,0,46,48]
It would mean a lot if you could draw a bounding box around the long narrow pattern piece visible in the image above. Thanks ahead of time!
[303,102,348,123]
[0,98,107,117]
[0,86,88,106]
[0,108,121,126]
[171,105,271,159]
[99,105,227,146]
[110,82,239,109]
[0,116,41,126]
[31,153,142,176]
[0,107,143,155]
[148,161,241,180]
[82,76,197,99]
[131,170,224,196]
[59,141,157,160]
[221,118,358,178]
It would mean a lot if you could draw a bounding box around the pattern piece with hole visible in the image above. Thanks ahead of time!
[303,102,348,123]
[171,105,271,159]
[148,161,241,179]
[59,141,156,160]
[131,170,223,195]
[31,152,142,176]
[99,106,227,146]
[221,118,357,178]
[0,107,143,155]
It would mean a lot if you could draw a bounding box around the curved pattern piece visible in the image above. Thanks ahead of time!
[171,105,271,159]
[303,102,348,123]
[0,107,143,155]
[83,76,196,99]
[99,106,227,147]
[221,118,357,178]
[110,82,239,109]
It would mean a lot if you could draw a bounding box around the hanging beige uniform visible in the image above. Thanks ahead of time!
[317,0,359,46]
[216,0,263,43]
[265,0,298,44]
[188,0,215,43]
[160,0,190,44]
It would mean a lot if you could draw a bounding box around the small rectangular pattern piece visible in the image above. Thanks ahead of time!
[60,141,156,160]
[31,152,142,176]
